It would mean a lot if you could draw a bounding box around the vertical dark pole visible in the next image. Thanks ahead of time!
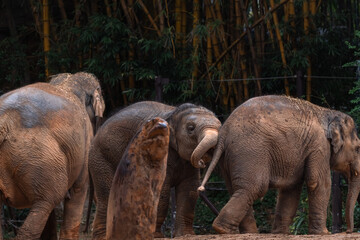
[332,172,342,233]
[155,76,163,102]
[155,76,169,102]
[296,70,303,98]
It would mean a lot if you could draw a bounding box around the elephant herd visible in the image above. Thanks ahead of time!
[0,72,359,239]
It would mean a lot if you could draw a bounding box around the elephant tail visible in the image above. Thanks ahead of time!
[83,172,94,233]
[197,133,225,192]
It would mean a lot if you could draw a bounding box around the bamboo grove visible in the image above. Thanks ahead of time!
[1,0,360,116]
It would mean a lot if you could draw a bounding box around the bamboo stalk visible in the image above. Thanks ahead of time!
[104,0,112,17]
[120,0,134,30]
[270,0,289,95]
[164,0,175,57]
[263,0,275,47]
[29,0,42,35]
[138,0,162,37]
[42,0,50,79]
[57,0,67,20]
[181,0,187,49]
[239,0,261,96]
[200,0,290,81]
[191,0,200,91]
[303,0,311,101]
[235,0,247,102]
[175,0,182,45]
[157,0,164,32]
[205,0,213,89]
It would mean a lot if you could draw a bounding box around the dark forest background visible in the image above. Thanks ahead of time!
[1,0,360,237]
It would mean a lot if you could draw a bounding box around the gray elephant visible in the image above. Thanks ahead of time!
[0,72,105,239]
[199,95,360,234]
[89,101,221,239]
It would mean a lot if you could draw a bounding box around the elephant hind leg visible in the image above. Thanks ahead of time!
[271,185,302,234]
[15,201,55,240]
[239,207,258,233]
[59,167,88,240]
[41,210,57,240]
[213,188,260,234]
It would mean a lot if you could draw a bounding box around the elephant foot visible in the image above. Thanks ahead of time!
[174,228,195,237]
[154,231,164,238]
[271,227,290,235]
[308,227,330,235]
[212,217,239,234]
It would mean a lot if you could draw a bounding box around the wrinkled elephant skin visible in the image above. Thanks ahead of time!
[89,101,221,239]
[106,117,169,240]
[199,95,360,235]
[0,72,105,240]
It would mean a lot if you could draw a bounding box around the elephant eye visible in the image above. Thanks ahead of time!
[187,124,195,134]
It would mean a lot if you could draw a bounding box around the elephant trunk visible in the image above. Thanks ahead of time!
[190,129,219,168]
[346,161,360,233]
[197,136,225,192]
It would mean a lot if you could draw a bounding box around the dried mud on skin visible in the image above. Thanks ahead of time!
[160,233,360,240]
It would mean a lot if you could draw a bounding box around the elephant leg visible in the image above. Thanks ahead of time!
[15,201,54,240]
[239,207,258,233]
[59,167,88,240]
[271,185,302,234]
[91,161,114,240]
[306,172,331,234]
[41,210,57,240]
[173,177,198,237]
[213,187,263,234]
[154,182,171,238]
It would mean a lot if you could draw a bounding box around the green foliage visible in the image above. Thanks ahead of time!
[0,37,28,92]
[347,31,360,125]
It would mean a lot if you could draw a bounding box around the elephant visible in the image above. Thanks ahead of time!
[0,72,105,239]
[198,95,360,235]
[106,117,170,240]
[88,101,221,239]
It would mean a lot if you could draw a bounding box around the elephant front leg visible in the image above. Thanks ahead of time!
[59,170,88,240]
[306,165,331,234]
[272,185,302,234]
[173,178,198,237]
[15,201,54,240]
[154,182,171,238]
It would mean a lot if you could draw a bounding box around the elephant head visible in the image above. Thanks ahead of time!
[50,72,105,132]
[327,114,360,232]
[167,103,221,168]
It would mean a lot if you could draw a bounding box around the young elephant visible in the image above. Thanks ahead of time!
[89,101,221,239]
[106,117,169,240]
[0,72,105,239]
[199,95,360,235]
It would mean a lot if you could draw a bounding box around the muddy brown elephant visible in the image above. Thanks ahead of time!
[199,95,360,235]
[89,101,221,239]
[106,117,170,240]
[0,72,105,239]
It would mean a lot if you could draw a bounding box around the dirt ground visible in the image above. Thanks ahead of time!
[159,233,360,240]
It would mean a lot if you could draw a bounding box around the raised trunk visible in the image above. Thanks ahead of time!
[190,129,219,168]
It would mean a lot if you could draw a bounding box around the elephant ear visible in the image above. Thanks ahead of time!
[92,88,104,117]
[327,117,344,154]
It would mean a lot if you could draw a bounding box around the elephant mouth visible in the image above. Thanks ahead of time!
[201,148,214,164]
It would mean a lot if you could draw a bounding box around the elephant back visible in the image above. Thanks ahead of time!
[92,101,174,168]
